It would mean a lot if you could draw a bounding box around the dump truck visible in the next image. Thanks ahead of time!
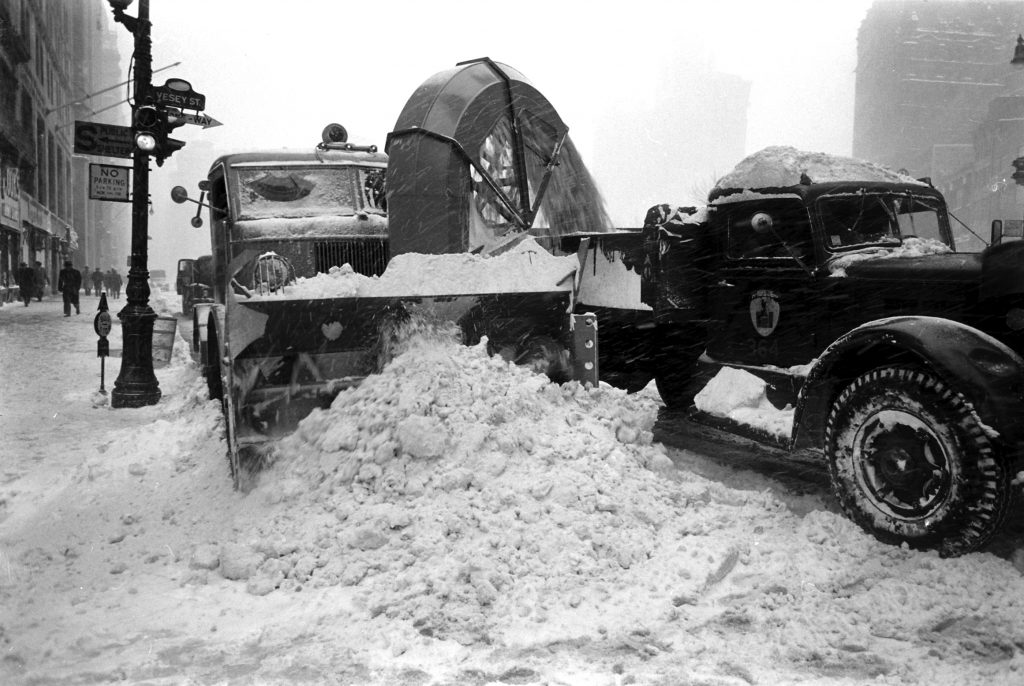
[173,59,611,489]
[570,146,1024,557]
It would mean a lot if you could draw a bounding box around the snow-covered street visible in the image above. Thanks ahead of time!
[4,292,1024,685]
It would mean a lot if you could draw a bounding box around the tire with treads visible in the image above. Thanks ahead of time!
[824,365,1010,556]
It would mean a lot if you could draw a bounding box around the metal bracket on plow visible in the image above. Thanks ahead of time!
[571,313,599,388]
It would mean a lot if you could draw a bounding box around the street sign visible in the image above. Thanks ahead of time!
[74,121,134,159]
[88,163,131,202]
[152,85,206,111]
[179,112,222,129]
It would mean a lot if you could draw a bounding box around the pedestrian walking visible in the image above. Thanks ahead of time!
[82,266,91,295]
[57,260,83,316]
[32,261,47,301]
[108,268,123,299]
[15,262,35,307]
[91,267,104,296]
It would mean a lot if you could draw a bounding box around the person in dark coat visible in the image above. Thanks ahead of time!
[91,268,105,296]
[57,260,82,316]
[82,266,91,296]
[15,262,35,307]
[32,261,47,301]
[107,268,123,299]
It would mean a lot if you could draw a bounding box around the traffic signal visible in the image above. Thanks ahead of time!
[131,104,187,165]
[153,108,186,166]
[132,105,160,154]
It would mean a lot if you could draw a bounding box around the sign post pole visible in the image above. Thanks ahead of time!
[95,293,112,394]
[108,0,160,408]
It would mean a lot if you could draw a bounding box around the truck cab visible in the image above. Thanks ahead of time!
[700,182,963,370]
[204,146,388,303]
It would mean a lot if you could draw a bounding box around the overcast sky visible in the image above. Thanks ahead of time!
[107,0,877,272]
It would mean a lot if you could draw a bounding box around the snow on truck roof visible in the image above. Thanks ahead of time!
[710,145,927,203]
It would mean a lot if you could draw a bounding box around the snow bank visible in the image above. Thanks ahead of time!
[190,332,1024,683]
[714,145,926,191]
[694,366,794,439]
[224,333,689,644]
[7,299,1024,685]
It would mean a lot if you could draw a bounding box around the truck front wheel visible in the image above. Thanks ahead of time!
[824,365,1010,556]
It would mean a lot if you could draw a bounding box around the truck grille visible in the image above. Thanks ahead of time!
[314,239,389,277]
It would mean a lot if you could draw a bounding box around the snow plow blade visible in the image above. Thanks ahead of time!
[218,289,593,481]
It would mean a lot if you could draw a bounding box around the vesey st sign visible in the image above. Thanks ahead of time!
[150,77,205,111]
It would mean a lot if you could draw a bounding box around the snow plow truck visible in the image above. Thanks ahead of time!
[567,146,1024,557]
[172,59,610,489]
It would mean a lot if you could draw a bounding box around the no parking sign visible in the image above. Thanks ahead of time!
[88,163,130,203]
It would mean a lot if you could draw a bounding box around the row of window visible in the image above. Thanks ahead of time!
[0,0,93,225]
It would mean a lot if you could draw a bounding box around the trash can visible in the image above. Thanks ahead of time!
[152,316,178,368]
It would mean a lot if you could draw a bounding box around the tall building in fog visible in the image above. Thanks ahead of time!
[854,0,1022,177]
[0,0,128,294]
[591,52,750,225]
[853,1,1024,249]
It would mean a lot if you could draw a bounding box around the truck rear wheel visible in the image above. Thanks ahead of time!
[824,365,1010,556]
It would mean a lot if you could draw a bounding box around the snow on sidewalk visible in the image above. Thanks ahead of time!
[2,294,1024,685]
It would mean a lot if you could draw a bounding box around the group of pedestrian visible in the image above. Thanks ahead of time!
[10,261,122,313]
[102,268,123,299]
[13,261,47,307]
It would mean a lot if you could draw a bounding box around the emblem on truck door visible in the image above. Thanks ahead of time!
[750,289,780,337]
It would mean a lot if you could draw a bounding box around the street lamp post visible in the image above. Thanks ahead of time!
[109,0,160,408]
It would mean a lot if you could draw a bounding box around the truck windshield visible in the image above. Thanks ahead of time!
[819,192,950,251]
[233,166,386,221]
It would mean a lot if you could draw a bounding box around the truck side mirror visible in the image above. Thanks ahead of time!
[170,186,190,204]
[171,185,209,227]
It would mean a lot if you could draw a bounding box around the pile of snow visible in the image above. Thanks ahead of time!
[714,145,926,192]
[694,367,794,439]
[828,236,953,276]
[183,329,1024,684]
[7,300,1024,684]
[250,236,578,300]
[215,332,683,644]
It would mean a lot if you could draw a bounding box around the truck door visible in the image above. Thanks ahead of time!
[705,199,826,368]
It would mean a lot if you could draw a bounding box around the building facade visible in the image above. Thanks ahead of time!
[853,0,1024,250]
[0,0,127,300]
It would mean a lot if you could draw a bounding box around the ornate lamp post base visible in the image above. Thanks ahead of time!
[111,302,161,408]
